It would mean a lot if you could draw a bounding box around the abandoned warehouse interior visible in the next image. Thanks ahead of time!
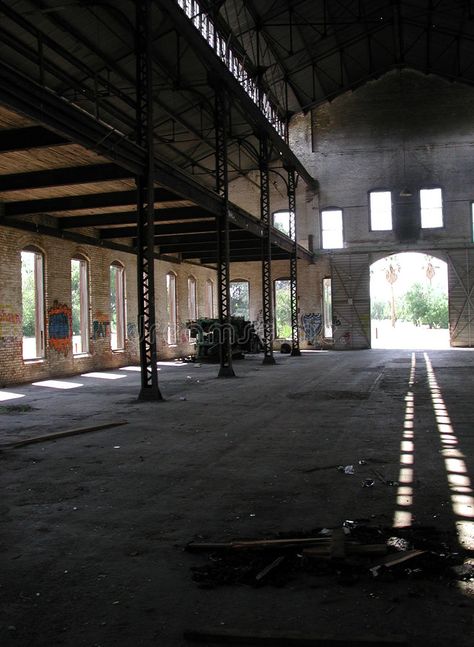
[1,1,474,646]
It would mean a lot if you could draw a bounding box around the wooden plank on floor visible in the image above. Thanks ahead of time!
[0,420,128,449]
[183,628,410,645]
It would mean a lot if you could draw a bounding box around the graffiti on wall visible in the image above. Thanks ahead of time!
[127,322,137,339]
[0,305,21,338]
[92,312,110,340]
[48,301,72,355]
[301,312,322,345]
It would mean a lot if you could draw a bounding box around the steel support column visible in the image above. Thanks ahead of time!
[215,88,235,377]
[288,167,301,356]
[260,134,276,365]
[136,0,162,400]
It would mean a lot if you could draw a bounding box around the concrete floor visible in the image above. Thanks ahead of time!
[1,349,473,646]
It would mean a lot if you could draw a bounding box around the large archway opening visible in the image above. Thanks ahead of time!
[370,252,450,349]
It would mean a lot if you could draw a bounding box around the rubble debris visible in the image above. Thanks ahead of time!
[362,479,375,488]
[187,524,465,589]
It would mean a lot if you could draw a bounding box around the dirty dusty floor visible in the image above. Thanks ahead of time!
[0,349,473,647]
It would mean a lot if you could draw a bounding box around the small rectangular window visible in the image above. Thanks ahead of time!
[323,278,333,338]
[420,188,443,228]
[273,211,291,238]
[321,209,343,249]
[370,191,392,231]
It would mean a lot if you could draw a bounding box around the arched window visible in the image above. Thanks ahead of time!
[274,278,291,339]
[273,210,291,238]
[21,247,45,360]
[206,279,214,318]
[166,272,177,344]
[71,255,89,355]
[110,262,126,350]
[188,276,197,321]
[230,280,250,319]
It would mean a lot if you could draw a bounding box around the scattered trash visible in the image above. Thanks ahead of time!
[179,397,187,401]
[362,479,375,488]
[386,480,399,487]
[338,465,355,475]
[451,562,474,581]
[358,459,367,465]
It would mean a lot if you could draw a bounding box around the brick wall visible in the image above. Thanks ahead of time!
[0,227,218,386]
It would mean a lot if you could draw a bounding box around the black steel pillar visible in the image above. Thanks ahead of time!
[135,0,162,400]
[215,88,235,377]
[288,167,301,356]
[260,134,276,365]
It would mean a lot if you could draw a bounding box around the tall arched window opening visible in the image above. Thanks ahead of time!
[110,262,126,350]
[167,272,177,344]
[21,248,45,360]
[71,257,89,355]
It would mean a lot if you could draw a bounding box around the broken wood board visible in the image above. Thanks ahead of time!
[304,544,388,558]
[184,628,409,645]
[0,420,128,449]
[186,537,332,551]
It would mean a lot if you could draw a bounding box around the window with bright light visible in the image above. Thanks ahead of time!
[370,191,392,231]
[110,262,126,351]
[273,210,291,238]
[323,277,333,338]
[188,276,197,321]
[420,188,443,228]
[71,257,89,355]
[230,280,250,318]
[206,279,214,318]
[274,279,291,338]
[166,272,177,345]
[21,249,45,360]
[321,209,344,249]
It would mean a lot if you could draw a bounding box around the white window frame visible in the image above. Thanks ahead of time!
[420,188,443,229]
[71,257,89,356]
[21,248,45,360]
[321,209,344,249]
[167,272,177,344]
[369,190,393,231]
[110,263,126,351]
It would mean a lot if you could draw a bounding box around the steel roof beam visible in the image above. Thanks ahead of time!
[100,220,219,238]
[0,126,69,152]
[4,188,179,217]
[59,207,213,229]
[156,0,316,189]
[0,163,133,192]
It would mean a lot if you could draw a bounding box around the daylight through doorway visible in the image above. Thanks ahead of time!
[370,252,449,349]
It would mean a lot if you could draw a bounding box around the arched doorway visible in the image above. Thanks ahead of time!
[370,252,449,349]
